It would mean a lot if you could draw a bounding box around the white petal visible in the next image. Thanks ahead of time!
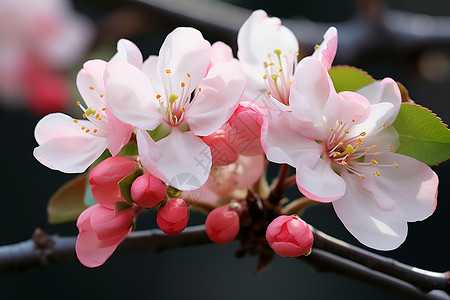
[360,152,438,222]
[35,113,91,145]
[156,128,212,191]
[263,110,322,166]
[311,26,338,70]
[185,62,245,136]
[237,10,298,92]
[111,39,143,69]
[76,59,107,112]
[142,55,165,98]
[157,27,211,96]
[356,78,401,126]
[349,102,395,138]
[295,155,346,202]
[333,171,408,250]
[105,60,163,130]
[136,129,166,182]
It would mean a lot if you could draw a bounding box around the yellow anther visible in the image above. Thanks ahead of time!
[263,62,269,68]
[100,94,104,98]
[295,51,299,56]
[83,114,86,119]
[393,163,399,169]
[156,94,162,99]
[373,145,377,149]
[89,86,94,90]
[76,101,81,106]
[359,174,365,180]
[279,68,283,72]
[95,113,100,119]
[338,120,343,125]
[93,129,98,133]
[344,129,349,134]
[288,81,293,85]
[187,73,191,78]
[73,120,78,123]
[102,107,106,111]
[360,132,366,137]
[371,159,378,165]
[367,148,372,152]
[375,152,379,156]
[263,74,268,80]
[181,82,186,88]
[388,145,393,150]
[382,123,386,128]
[352,119,356,123]
[269,62,275,66]
[330,128,334,131]
[357,138,363,145]
[373,171,381,177]
[166,69,171,74]
[85,129,90,133]
[314,44,320,50]
[81,126,85,130]
[98,117,102,120]
[198,88,202,92]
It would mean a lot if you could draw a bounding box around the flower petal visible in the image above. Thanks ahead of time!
[34,114,107,173]
[237,9,298,92]
[349,102,395,138]
[106,109,133,156]
[185,61,245,136]
[262,110,322,166]
[111,39,143,69]
[135,129,167,182]
[142,55,165,98]
[156,128,211,190]
[333,171,408,250]
[295,154,346,202]
[157,27,211,96]
[76,59,107,111]
[360,152,438,222]
[311,26,338,70]
[356,78,402,126]
[105,60,163,130]
[208,41,237,72]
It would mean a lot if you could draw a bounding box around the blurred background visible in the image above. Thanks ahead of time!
[0,0,449,299]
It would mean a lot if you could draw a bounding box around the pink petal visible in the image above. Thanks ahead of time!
[156,128,211,190]
[90,205,134,240]
[311,26,338,70]
[349,102,396,138]
[185,61,245,136]
[333,171,407,250]
[105,60,163,131]
[289,57,335,140]
[334,91,370,126]
[111,39,143,69]
[237,9,298,92]
[157,27,211,97]
[76,59,107,112]
[356,78,402,126]
[35,113,89,145]
[360,152,438,222]
[135,129,167,182]
[295,154,346,202]
[208,42,236,72]
[106,109,133,156]
[141,55,165,97]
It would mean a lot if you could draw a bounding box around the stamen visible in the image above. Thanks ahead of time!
[102,107,106,111]
[83,114,86,119]
[359,174,365,179]
[76,101,81,106]
[100,94,104,98]
[166,69,171,74]
[314,44,320,50]
[375,152,379,156]
[85,129,90,133]
[81,126,85,130]
[181,82,186,88]
[360,132,366,136]
[288,81,292,85]
[263,74,268,80]
[73,120,78,123]
[388,145,394,150]
[89,86,94,90]
[373,170,381,176]
[156,94,162,99]
[393,163,399,168]
[344,129,349,134]
[187,73,191,78]
[94,129,98,133]
[371,159,378,165]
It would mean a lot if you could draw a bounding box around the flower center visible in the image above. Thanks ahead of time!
[155,70,194,126]
[262,49,298,105]
[73,87,108,136]
[326,120,398,180]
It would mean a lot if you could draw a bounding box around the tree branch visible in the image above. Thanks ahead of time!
[0,225,448,299]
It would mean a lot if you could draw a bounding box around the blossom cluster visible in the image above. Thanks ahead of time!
[34,10,439,266]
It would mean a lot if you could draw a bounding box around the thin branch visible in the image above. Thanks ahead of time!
[0,225,448,299]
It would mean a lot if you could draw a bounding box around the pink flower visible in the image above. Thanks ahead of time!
[33,40,139,173]
[206,203,241,244]
[0,0,94,111]
[311,27,338,70]
[105,27,246,190]
[157,198,189,235]
[131,174,167,208]
[263,57,438,250]
[76,204,136,268]
[266,215,313,257]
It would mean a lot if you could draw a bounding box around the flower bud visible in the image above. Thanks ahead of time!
[157,198,189,235]
[228,105,264,156]
[205,203,241,244]
[89,156,140,209]
[131,174,167,208]
[266,215,313,257]
[203,125,239,166]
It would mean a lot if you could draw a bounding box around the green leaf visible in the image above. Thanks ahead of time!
[118,167,144,204]
[47,174,88,224]
[393,103,450,165]
[147,122,171,142]
[115,201,132,214]
[329,66,375,93]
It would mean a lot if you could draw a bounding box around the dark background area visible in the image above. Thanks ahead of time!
[0,0,449,299]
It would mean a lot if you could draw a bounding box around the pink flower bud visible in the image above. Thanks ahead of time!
[89,156,140,209]
[157,198,189,235]
[131,174,167,208]
[202,124,239,166]
[266,215,313,257]
[228,105,264,156]
[205,203,240,244]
